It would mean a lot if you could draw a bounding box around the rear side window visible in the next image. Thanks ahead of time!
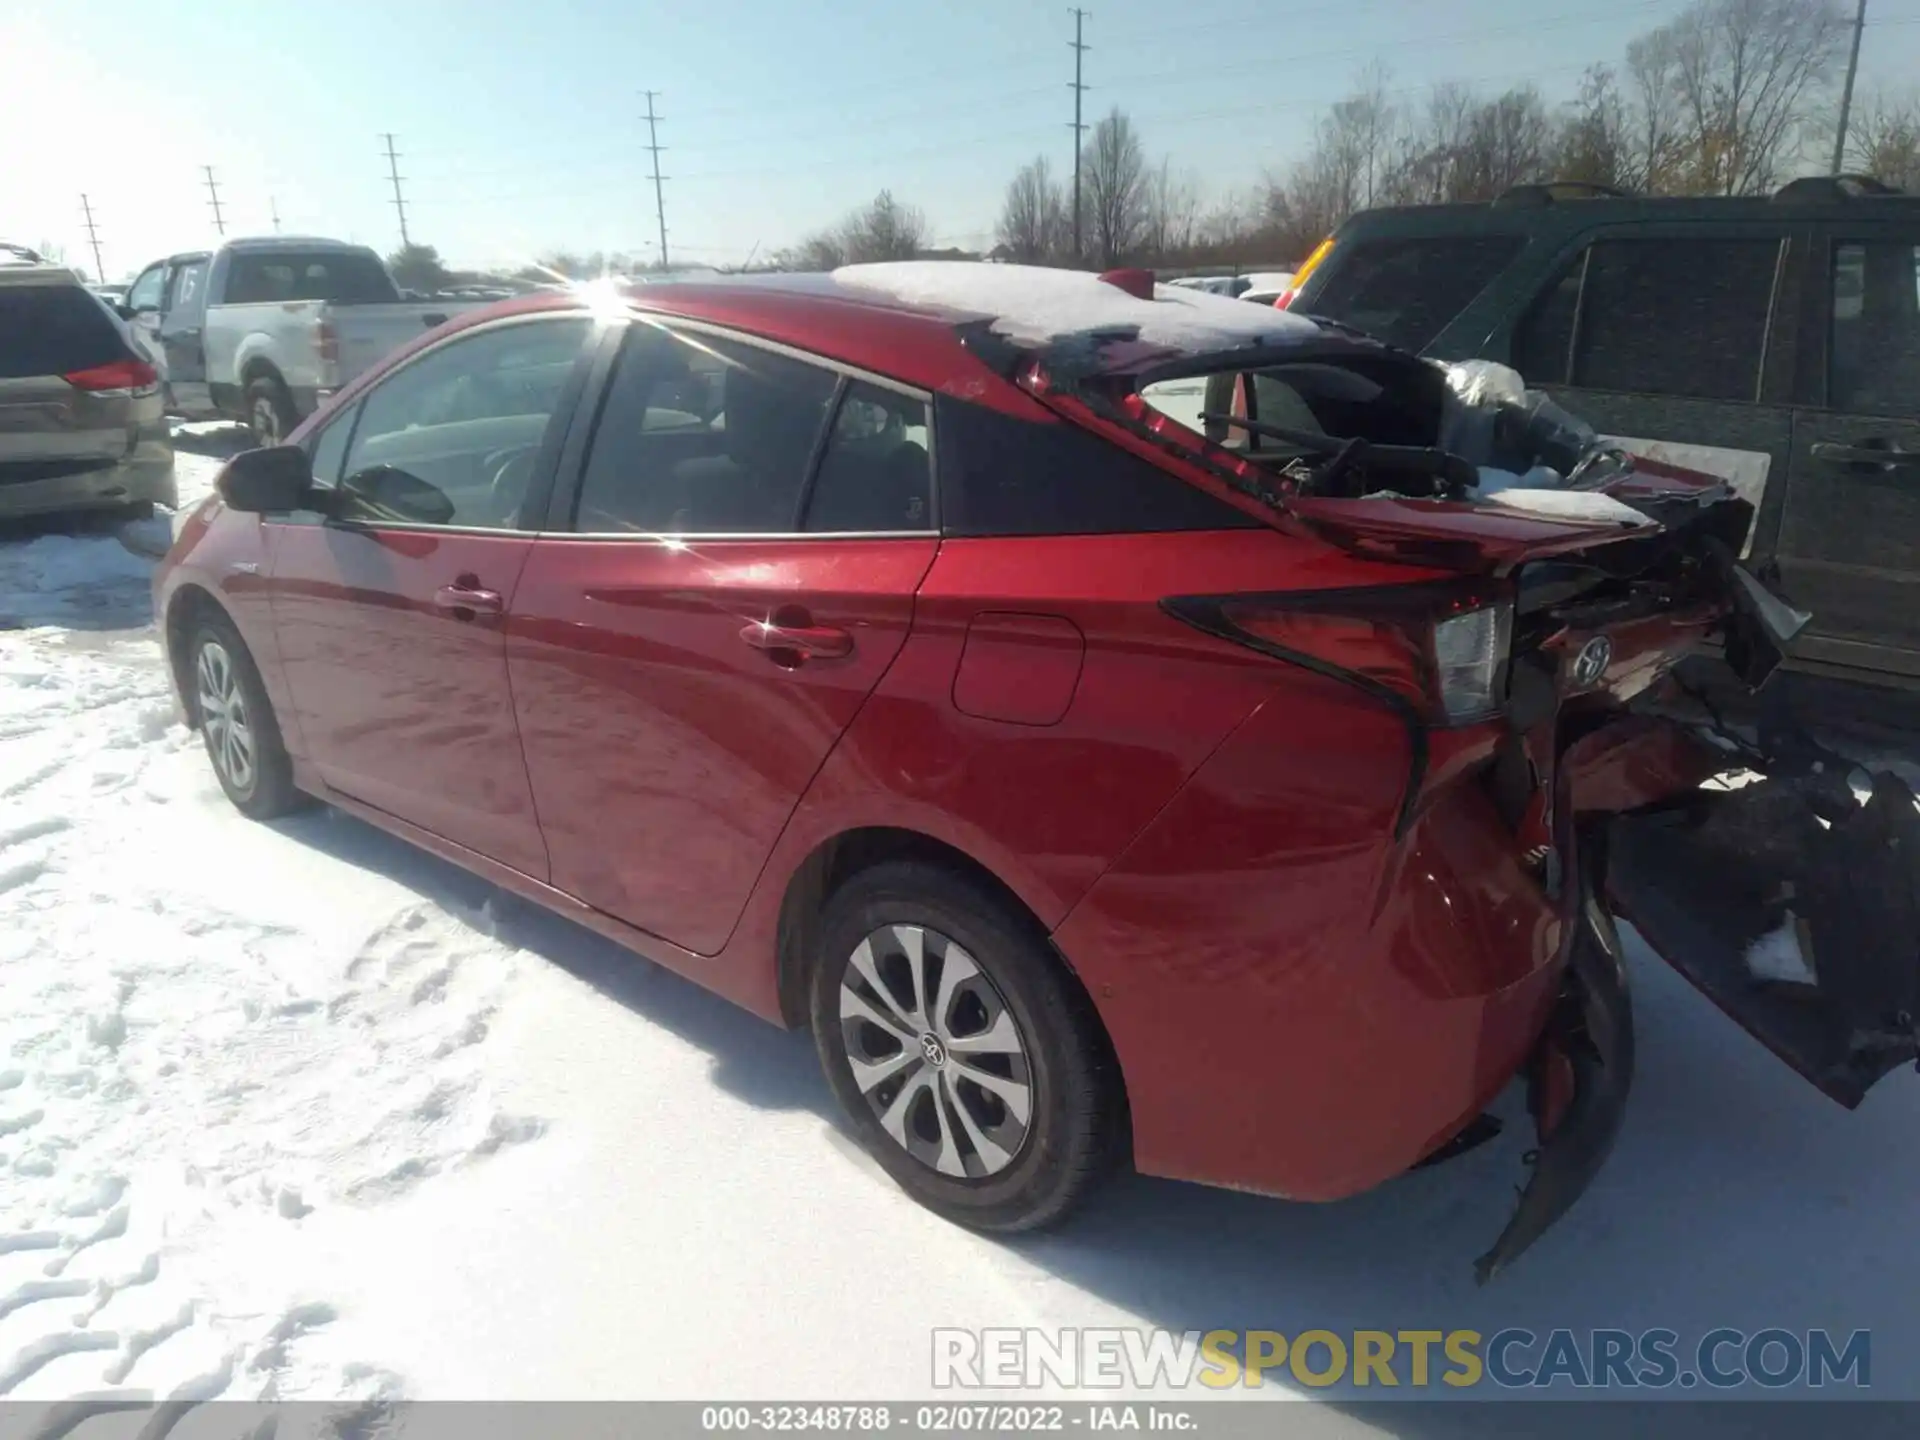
[1304,236,1523,352]
[0,284,130,378]
[1518,238,1779,401]
[1829,240,1920,417]
[934,396,1260,537]
[803,382,933,532]
[574,326,838,533]
[225,251,397,305]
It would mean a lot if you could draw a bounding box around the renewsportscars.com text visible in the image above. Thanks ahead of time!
[932,1327,1871,1391]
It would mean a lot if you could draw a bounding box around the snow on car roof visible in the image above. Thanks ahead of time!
[831,261,1320,353]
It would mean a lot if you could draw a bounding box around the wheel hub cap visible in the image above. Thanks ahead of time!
[839,923,1033,1179]
[195,639,255,794]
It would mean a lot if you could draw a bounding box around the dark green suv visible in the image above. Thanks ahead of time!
[1287,177,1920,694]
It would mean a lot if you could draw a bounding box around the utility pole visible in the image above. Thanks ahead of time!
[79,194,106,283]
[1075,9,1090,264]
[270,196,282,234]
[1831,0,1869,174]
[382,133,412,247]
[202,165,226,236]
[643,91,669,270]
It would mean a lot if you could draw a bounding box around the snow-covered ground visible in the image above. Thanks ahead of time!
[3,426,1920,1427]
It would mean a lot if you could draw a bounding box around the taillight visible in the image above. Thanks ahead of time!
[1165,583,1514,727]
[64,358,159,397]
[1277,235,1335,310]
[316,319,338,364]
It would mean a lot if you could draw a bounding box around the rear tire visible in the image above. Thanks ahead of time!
[188,613,304,820]
[244,375,298,448]
[809,860,1124,1233]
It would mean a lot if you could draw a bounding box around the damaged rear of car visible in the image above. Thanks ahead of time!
[948,284,1916,1280]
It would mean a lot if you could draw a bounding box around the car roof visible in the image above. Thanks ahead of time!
[624,263,1330,386]
[0,262,89,289]
[1332,178,1920,243]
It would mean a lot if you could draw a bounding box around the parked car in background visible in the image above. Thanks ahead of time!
[1165,274,1246,297]
[154,263,1914,1280]
[0,260,175,519]
[90,283,129,309]
[122,237,490,446]
[1283,174,1920,694]
[1239,270,1295,305]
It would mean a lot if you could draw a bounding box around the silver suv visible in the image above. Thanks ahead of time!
[0,258,176,520]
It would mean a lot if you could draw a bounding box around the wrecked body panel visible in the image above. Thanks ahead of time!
[1609,769,1920,1108]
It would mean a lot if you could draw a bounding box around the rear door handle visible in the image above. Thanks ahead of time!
[739,620,853,660]
[434,583,504,617]
[1810,440,1920,470]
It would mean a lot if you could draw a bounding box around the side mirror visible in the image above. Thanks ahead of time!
[115,303,137,322]
[339,464,456,526]
[219,444,315,514]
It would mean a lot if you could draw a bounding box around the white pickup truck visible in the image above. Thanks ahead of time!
[121,237,490,445]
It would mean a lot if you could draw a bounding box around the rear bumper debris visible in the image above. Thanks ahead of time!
[1475,846,1634,1284]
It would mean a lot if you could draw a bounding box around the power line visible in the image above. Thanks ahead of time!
[202,166,226,237]
[1069,7,1089,263]
[79,195,105,283]
[643,90,670,269]
[383,132,411,247]
[1833,0,1870,172]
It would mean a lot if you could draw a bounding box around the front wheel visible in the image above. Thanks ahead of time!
[809,861,1125,1232]
[189,614,304,819]
[244,376,298,448]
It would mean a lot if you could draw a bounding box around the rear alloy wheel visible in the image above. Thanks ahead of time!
[189,616,303,819]
[840,923,1035,1178]
[811,861,1124,1232]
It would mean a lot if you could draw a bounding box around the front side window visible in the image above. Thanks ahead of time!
[126,265,165,312]
[330,316,591,528]
[573,325,838,533]
[1830,240,1920,417]
[1567,238,1779,402]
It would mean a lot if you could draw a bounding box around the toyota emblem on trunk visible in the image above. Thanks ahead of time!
[1572,636,1613,687]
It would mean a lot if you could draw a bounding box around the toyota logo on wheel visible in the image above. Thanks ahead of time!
[1572,635,1613,688]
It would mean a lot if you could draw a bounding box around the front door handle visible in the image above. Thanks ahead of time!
[739,618,853,661]
[434,582,504,618]
[1810,440,1920,471]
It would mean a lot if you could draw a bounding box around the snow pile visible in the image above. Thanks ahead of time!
[833,262,1320,351]
[1478,488,1657,527]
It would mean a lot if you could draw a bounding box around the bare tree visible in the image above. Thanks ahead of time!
[843,190,928,262]
[1275,65,1404,242]
[1140,160,1203,260]
[1556,65,1635,189]
[1083,108,1149,265]
[1843,88,1920,190]
[997,156,1068,262]
[779,190,927,270]
[1654,0,1847,194]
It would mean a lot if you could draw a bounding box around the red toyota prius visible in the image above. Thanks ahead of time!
[154,264,1919,1279]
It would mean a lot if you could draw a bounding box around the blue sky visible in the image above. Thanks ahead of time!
[8,0,1920,279]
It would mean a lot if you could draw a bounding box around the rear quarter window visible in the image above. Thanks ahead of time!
[225,251,398,306]
[0,284,131,378]
[1304,235,1524,352]
[933,396,1261,537]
